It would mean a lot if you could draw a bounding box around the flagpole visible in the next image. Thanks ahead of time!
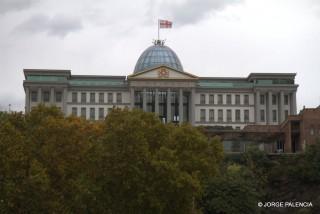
[158,19,160,41]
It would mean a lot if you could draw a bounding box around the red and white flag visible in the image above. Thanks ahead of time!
[159,20,172,28]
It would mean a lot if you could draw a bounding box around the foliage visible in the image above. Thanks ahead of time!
[200,164,262,214]
[0,106,223,213]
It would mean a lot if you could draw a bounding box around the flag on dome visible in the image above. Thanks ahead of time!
[159,20,172,28]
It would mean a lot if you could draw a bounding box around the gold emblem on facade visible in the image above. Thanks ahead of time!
[158,68,169,78]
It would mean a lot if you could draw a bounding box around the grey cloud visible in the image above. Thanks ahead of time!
[156,0,243,26]
[0,0,38,14]
[15,14,83,38]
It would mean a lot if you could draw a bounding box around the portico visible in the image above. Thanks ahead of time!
[127,65,198,124]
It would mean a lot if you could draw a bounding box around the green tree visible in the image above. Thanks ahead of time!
[89,108,223,213]
[200,164,262,214]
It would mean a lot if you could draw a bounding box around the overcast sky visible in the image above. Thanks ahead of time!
[1,0,320,111]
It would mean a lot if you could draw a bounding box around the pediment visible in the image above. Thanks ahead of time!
[128,66,198,80]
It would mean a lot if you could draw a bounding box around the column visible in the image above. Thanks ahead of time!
[50,87,55,105]
[37,87,42,103]
[255,90,260,123]
[267,91,272,124]
[166,88,171,123]
[179,88,183,124]
[155,88,159,114]
[62,88,67,115]
[25,87,30,113]
[290,92,297,115]
[130,88,135,109]
[279,91,284,122]
[190,88,195,125]
[143,88,147,112]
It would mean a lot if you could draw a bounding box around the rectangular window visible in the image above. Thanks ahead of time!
[244,110,249,122]
[209,94,214,105]
[31,91,37,102]
[99,93,104,103]
[81,107,86,118]
[244,95,249,105]
[235,109,241,122]
[90,92,95,103]
[200,109,206,122]
[227,109,232,122]
[72,92,77,103]
[218,109,223,122]
[90,108,95,120]
[260,109,265,122]
[209,109,214,121]
[81,92,86,103]
[227,94,232,105]
[43,91,50,102]
[235,95,240,105]
[200,94,206,104]
[72,107,77,116]
[55,91,62,102]
[218,94,223,105]
[284,95,289,105]
[272,94,277,105]
[284,110,289,120]
[99,108,104,120]
[272,110,277,122]
[260,95,265,105]
[116,93,122,103]
[108,93,113,103]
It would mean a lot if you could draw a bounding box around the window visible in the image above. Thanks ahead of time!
[99,108,104,120]
[235,109,241,122]
[90,92,95,103]
[272,110,277,122]
[99,93,104,103]
[310,128,314,136]
[260,95,265,105]
[116,93,122,103]
[90,108,95,120]
[272,94,277,105]
[71,107,77,116]
[200,94,206,104]
[235,95,240,105]
[218,109,223,122]
[107,108,113,114]
[276,141,284,152]
[43,91,50,102]
[244,110,249,122]
[72,92,77,103]
[81,92,86,103]
[284,95,289,105]
[108,93,113,103]
[209,94,214,105]
[260,109,265,122]
[200,109,206,122]
[55,91,62,102]
[31,91,37,102]
[284,110,289,120]
[81,107,86,118]
[244,95,249,105]
[227,94,232,105]
[209,109,214,121]
[218,94,223,105]
[227,109,232,122]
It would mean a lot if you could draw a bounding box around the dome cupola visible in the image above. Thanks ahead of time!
[134,40,183,73]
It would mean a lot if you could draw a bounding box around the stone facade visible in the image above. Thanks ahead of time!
[23,67,298,129]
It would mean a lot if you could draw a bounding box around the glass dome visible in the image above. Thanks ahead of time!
[134,41,183,73]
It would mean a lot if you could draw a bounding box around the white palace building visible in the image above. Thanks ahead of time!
[23,40,298,129]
